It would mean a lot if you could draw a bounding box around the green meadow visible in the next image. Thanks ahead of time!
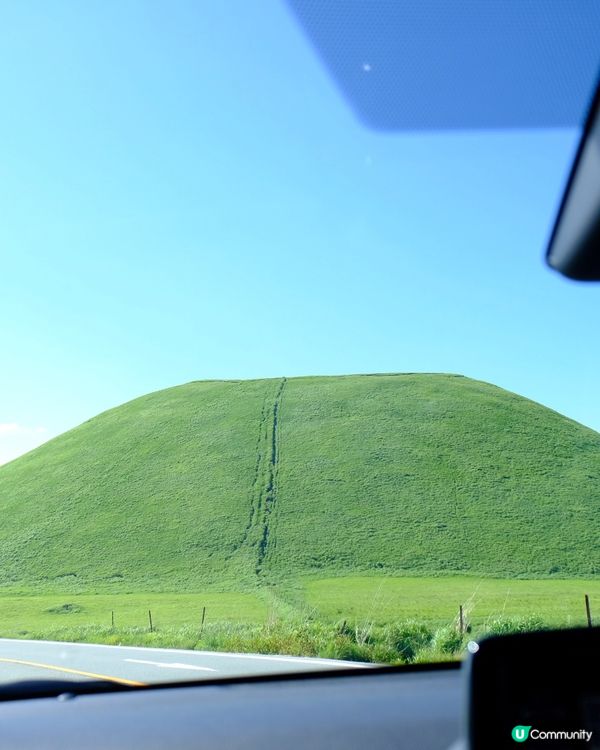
[1,577,597,637]
[301,576,600,629]
[1,577,598,663]
[0,591,268,637]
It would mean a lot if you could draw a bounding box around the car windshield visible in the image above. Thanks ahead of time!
[1,1,599,689]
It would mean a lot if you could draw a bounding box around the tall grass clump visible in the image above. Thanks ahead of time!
[481,615,546,637]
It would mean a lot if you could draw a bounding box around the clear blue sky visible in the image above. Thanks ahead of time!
[1,1,598,463]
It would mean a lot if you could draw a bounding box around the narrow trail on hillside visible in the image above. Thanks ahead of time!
[237,378,287,575]
[239,398,270,548]
[254,378,286,575]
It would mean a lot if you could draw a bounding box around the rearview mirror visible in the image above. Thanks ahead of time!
[546,82,600,281]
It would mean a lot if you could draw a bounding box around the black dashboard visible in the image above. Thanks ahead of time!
[0,664,463,750]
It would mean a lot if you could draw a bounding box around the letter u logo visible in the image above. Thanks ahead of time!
[511,726,532,742]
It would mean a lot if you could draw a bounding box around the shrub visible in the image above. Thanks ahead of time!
[482,615,546,637]
[45,603,84,615]
[432,625,464,655]
[386,621,433,662]
[321,638,372,663]
[335,620,353,638]
[370,643,402,665]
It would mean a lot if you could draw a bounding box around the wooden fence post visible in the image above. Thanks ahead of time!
[459,605,464,636]
[111,610,115,629]
[148,609,153,632]
[200,606,206,636]
[585,594,592,628]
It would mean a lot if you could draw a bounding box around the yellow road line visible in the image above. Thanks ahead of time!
[0,657,146,687]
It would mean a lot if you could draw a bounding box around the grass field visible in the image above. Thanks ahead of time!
[1,576,597,638]
[1,576,597,663]
[0,373,598,662]
[0,591,268,638]
[301,576,600,628]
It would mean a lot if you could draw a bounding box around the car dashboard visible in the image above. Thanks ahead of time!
[0,664,463,750]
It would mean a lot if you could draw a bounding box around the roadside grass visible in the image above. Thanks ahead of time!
[1,575,597,665]
[15,615,556,666]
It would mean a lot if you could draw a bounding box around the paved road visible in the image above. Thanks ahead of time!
[0,638,371,687]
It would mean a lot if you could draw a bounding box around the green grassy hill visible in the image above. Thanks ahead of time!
[0,373,598,595]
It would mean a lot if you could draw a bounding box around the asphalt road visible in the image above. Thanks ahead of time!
[0,638,371,687]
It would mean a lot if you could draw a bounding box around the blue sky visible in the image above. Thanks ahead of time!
[1,1,599,464]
